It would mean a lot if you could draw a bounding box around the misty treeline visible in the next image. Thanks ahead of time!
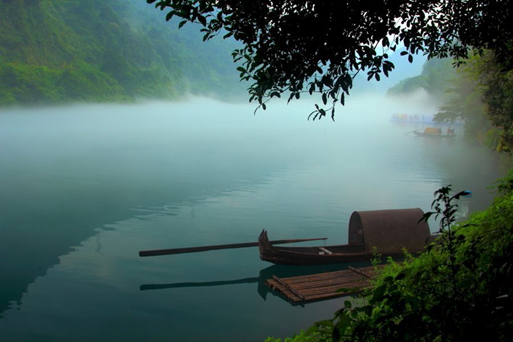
[1,1,511,154]
[437,53,513,153]
[388,54,512,153]
[0,0,244,106]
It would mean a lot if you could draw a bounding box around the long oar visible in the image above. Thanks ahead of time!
[139,237,327,257]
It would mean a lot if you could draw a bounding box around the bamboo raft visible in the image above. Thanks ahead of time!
[266,265,382,304]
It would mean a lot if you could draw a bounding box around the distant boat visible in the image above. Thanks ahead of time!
[413,127,456,138]
[258,208,432,265]
[391,113,464,126]
[391,113,435,124]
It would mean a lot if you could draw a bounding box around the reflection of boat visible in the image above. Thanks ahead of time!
[258,208,431,265]
[139,263,362,304]
[413,127,456,138]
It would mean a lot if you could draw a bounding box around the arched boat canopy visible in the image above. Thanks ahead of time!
[348,208,430,255]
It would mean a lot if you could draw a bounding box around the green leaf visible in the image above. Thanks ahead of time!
[335,314,352,335]
[371,284,387,303]
[395,272,406,280]
[198,15,207,26]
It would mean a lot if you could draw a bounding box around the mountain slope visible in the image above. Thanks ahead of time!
[0,0,244,106]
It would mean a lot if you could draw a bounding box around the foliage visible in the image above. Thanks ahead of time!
[0,0,244,106]
[434,56,487,132]
[277,174,513,341]
[477,53,513,150]
[148,0,513,119]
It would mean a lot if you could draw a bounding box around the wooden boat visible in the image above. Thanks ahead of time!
[413,127,455,138]
[258,208,431,265]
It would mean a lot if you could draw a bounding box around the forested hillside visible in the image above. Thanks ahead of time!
[0,0,244,106]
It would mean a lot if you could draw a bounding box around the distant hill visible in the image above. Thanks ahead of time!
[386,58,457,101]
[0,0,246,106]
[0,1,457,106]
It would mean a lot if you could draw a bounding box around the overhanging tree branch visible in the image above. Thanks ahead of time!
[147,0,513,119]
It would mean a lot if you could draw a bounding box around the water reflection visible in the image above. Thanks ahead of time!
[0,99,504,341]
[0,102,309,317]
[139,262,374,306]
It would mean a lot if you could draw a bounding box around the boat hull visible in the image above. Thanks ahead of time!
[259,231,370,265]
[259,247,372,265]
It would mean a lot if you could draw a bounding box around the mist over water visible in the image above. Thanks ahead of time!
[0,96,502,341]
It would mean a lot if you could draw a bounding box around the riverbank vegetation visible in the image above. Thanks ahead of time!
[266,171,513,341]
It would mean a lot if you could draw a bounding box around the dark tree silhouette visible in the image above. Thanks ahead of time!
[147,0,512,119]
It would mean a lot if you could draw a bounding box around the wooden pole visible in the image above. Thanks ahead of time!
[404,129,420,135]
[139,237,327,257]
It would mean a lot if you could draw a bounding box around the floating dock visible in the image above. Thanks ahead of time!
[266,265,381,304]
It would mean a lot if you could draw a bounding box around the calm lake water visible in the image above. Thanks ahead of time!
[0,96,503,341]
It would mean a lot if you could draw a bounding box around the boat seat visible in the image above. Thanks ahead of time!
[318,247,333,255]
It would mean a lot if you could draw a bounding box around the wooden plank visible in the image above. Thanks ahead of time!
[287,277,369,291]
[285,273,365,287]
[349,266,373,279]
[277,270,356,284]
[279,265,377,283]
[297,281,370,296]
[266,265,383,304]
[272,276,305,301]
[279,272,364,286]
[266,280,302,302]
[301,288,367,302]
[267,270,366,290]
[267,279,370,302]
